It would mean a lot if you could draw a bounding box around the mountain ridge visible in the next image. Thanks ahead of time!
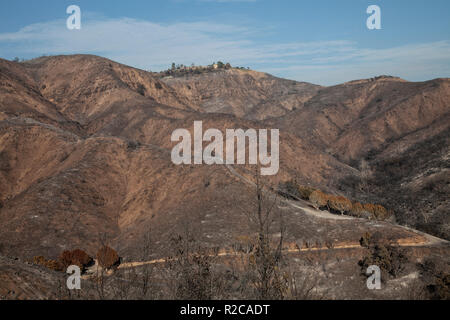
[0,54,448,262]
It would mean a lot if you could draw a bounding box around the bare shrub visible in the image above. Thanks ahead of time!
[137,232,155,299]
[358,232,408,280]
[405,279,430,300]
[284,264,322,300]
[417,258,450,300]
[359,159,372,192]
[33,256,64,271]
[428,273,450,300]
[93,266,107,300]
[277,180,316,201]
[243,169,288,299]
[165,233,223,300]
[106,232,157,300]
[277,180,300,200]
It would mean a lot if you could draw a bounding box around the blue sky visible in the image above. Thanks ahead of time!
[0,0,449,85]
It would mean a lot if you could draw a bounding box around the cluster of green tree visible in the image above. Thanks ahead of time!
[156,61,249,78]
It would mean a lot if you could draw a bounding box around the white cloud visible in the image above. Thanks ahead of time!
[0,16,449,85]
[197,0,257,2]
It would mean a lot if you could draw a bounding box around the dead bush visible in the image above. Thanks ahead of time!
[166,235,221,300]
[97,246,120,269]
[358,232,408,280]
[349,202,364,217]
[429,274,450,300]
[277,180,316,201]
[327,195,352,215]
[46,259,64,271]
[277,180,300,200]
[359,232,372,248]
[361,203,391,221]
[362,203,376,219]
[309,190,328,209]
[417,258,450,300]
[350,202,374,219]
[372,204,391,220]
[33,256,64,271]
[59,249,93,272]
[297,186,316,200]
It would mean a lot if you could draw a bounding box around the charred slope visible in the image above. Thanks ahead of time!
[0,54,448,262]
[272,76,449,238]
[162,68,321,120]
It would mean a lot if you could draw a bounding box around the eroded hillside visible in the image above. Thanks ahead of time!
[0,55,448,299]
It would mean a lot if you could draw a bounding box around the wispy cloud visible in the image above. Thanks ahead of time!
[264,41,450,85]
[197,0,257,2]
[0,16,448,85]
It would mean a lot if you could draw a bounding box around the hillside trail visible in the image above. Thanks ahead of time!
[224,163,449,245]
[82,160,448,276]
[82,232,443,278]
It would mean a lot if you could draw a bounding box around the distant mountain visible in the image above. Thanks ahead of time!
[271,76,450,238]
